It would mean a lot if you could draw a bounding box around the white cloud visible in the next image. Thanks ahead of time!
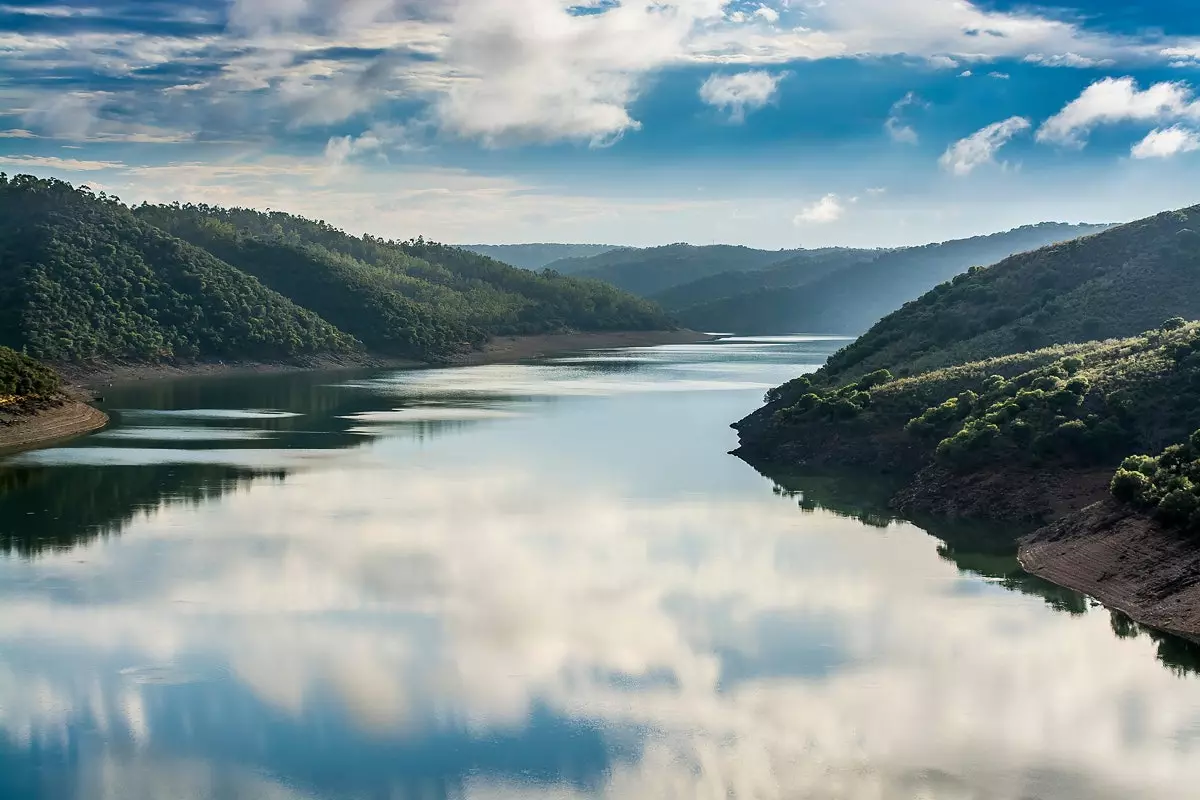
[939,116,1031,175]
[1023,52,1113,68]
[928,55,958,69]
[0,128,37,138]
[0,154,125,171]
[885,92,923,144]
[795,194,846,224]
[989,71,1011,79]
[1037,77,1200,147]
[323,132,384,169]
[434,0,732,146]
[1131,125,1200,159]
[754,6,780,24]
[958,69,973,78]
[866,186,887,196]
[699,70,786,122]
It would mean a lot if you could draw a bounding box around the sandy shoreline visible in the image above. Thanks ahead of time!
[59,330,716,390]
[0,400,109,454]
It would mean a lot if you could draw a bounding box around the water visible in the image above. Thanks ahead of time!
[1,336,1199,799]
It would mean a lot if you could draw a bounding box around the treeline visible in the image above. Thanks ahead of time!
[0,175,671,365]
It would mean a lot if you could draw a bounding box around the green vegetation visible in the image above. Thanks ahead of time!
[822,209,1200,384]
[0,174,359,362]
[755,321,1200,482]
[1109,431,1200,535]
[549,243,799,297]
[0,346,60,397]
[677,223,1107,336]
[458,243,617,271]
[0,174,671,365]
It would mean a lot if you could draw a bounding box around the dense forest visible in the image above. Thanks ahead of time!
[548,243,801,297]
[459,243,617,271]
[821,209,1200,384]
[0,345,60,397]
[0,175,670,365]
[673,223,1108,335]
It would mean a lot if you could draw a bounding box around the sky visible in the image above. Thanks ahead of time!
[1,0,1199,248]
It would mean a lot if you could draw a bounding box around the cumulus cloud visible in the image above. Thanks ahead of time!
[699,70,785,122]
[885,92,923,144]
[939,116,1031,175]
[1131,125,1200,159]
[324,132,384,168]
[1037,77,1200,147]
[795,194,846,224]
[1023,52,1114,68]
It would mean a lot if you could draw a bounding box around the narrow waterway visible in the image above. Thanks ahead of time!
[1,336,1198,799]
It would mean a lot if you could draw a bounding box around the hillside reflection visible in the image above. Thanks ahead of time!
[759,464,1198,676]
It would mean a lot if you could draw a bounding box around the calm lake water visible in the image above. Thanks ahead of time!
[2,336,1200,799]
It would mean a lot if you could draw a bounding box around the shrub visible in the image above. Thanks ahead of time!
[1111,468,1153,503]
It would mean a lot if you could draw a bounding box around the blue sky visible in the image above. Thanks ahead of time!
[1,0,1199,248]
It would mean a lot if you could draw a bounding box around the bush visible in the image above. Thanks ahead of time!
[1111,468,1153,503]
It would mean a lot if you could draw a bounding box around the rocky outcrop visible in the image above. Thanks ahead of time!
[1020,501,1200,642]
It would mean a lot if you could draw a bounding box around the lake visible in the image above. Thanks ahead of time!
[1,336,1199,799]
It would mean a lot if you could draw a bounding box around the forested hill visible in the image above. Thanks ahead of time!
[675,223,1108,335]
[458,243,617,270]
[820,207,1200,384]
[547,244,801,296]
[0,174,358,363]
[0,174,671,365]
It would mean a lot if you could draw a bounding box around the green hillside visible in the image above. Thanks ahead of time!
[651,248,874,312]
[458,244,617,271]
[676,223,1107,336]
[820,210,1200,384]
[0,175,358,363]
[0,346,60,398]
[137,204,671,361]
[0,174,672,367]
[549,244,798,297]
[737,321,1200,520]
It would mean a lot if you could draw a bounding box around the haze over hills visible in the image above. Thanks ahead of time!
[547,243,801,297]
[0,175,671,365]
[458,244,618,271]
[673,223,1109,335]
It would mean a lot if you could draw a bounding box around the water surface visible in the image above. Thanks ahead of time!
[1,337,1199,799]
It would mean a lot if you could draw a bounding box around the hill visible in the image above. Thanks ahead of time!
[651,248,875,312]
[0,174,673,367]
[675,223,1108,336]
[136,204,670,363]
[548,244,798,297]
[0,175,359,363]
[818,210,1200,384]
[458,244,617,271]
[737,321,1200,523]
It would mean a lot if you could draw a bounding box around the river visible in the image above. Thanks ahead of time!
[1,336,1199,799]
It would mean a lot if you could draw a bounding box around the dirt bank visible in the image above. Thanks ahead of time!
[62,330,715,390]
[1020,501,1200,642]
[0,399,108,453]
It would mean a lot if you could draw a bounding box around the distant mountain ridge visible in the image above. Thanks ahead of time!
[550,243,802,297]
[459,243,618,270]
[673,223,1110,335]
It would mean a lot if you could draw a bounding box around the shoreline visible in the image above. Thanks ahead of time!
[60,329,716,391]
[0,400,109,454]
[1019,502,1200,644]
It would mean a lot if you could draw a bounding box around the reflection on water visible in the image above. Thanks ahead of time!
[1,336,1199,799]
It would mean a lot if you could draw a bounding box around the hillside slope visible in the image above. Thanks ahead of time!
[651,248,875,312]
[138,204,671,363]
[458,244,616,270]
[549,244,798,297]
[0,175,358,363]
[821,210,1200,384]
[677,223,1108,336]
